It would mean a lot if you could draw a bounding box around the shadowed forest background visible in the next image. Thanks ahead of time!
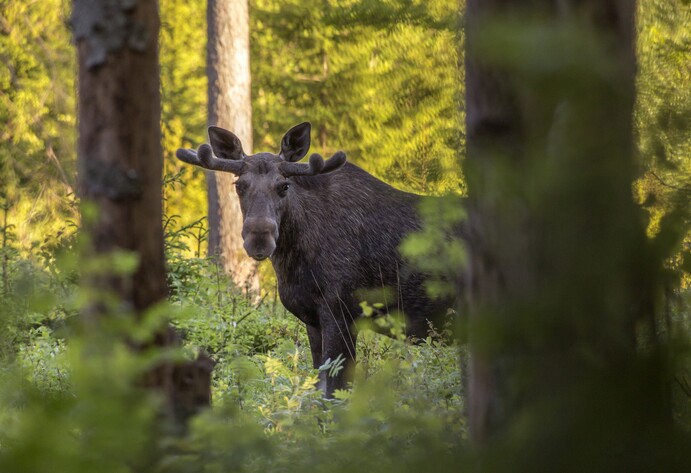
[1,0,690,472]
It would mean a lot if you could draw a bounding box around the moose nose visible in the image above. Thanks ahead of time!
[242,217,278,261]
[242,217,278,239]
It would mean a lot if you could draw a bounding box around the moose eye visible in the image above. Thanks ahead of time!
[235,182,248,195]
[277,182,290,197]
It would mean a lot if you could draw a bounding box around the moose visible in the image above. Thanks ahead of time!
[177,123,461,396]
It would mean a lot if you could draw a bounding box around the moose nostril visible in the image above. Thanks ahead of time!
[244,217,278,237]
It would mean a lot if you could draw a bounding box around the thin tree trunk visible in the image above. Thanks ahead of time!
[465,0,650,446]
[206,0,258,293]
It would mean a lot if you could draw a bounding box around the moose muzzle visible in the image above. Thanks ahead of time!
[242,217,278,261]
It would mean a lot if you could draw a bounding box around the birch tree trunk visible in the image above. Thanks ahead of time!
[206,0,258,293]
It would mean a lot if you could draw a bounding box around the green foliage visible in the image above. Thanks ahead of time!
[0,0,77,249]
[0,329,164,473]
[160,0,209,257]
[400,196,467,298]
[636,0,691,286]
[0,230,466,471]
[251,0,463,194]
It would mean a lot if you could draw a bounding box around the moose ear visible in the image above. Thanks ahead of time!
[208,126,245,160]
[280,122,311,162]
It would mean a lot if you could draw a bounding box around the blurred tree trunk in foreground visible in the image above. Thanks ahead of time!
[465,0,682,466]
[206,0,259,293]
[72,0,211,429]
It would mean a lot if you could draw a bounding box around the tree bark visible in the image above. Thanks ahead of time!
[465,0,651,446]
[206,0,258,293]
[75,0,166,313]
[73,0,211,429]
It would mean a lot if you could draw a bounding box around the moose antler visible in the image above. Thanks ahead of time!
[175,144,246,174]
[279,151,346,177]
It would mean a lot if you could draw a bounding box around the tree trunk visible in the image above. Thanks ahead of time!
[74,0,166,313]
[206,0,258,293]
[73,0,211,429]
[465,0,660,451]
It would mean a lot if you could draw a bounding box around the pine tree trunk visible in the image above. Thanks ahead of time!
[74,0,166,313]
[73,0,212,429]
[206,0,258,293]
[465,0,649,445]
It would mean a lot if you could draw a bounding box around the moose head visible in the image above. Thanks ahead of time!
[176,123,346,261]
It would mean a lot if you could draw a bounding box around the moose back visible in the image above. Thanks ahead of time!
[177,122,460,396]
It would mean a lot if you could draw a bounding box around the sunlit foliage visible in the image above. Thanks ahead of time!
[636,0,691,288]
[0,0,76,248]
[251,0,463,194]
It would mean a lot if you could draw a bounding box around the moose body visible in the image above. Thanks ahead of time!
[177,123,457,396]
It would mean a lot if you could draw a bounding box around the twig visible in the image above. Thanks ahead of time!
[46,146,75,193]
[649,170,688,192]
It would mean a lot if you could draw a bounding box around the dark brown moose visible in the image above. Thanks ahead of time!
[176,123,457,396]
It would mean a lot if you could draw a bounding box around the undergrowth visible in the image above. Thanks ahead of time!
[1,195,687,472]
[0,213,467,472]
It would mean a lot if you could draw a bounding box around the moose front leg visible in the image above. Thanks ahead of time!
[305,323,322,368]
[318,309,357,398]
[305,323,327,393]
